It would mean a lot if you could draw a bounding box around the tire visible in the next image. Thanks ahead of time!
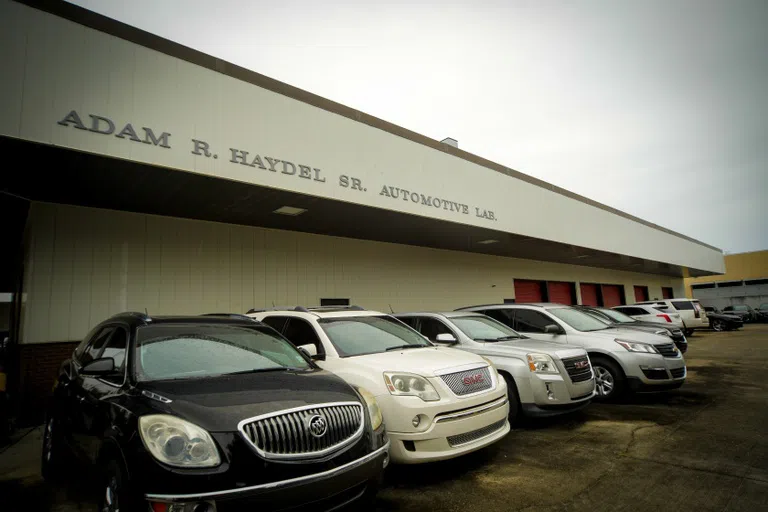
[99,458,140,512]
[590,356,625,401]
[684,328,694,337]
[40,412,66,481]
[501,373,521,426]
[711,319,725,332]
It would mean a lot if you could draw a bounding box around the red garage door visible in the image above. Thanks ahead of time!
[662,287,674,299]
[548,281,574,305]
[634,286,649,303]
[602,285,624,307]
[580,283,600,306]
[514,280,544,303]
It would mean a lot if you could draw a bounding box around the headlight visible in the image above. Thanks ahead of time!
[383,372,440,402]
[356,387,383,430]
[139,415,221,468]
[526,353,559,374]
[615,339,659,354]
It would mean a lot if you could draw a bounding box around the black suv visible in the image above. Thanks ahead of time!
[42,313,389,511]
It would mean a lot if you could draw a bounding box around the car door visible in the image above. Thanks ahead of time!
[510,309,568,344]
[67,325,116,461]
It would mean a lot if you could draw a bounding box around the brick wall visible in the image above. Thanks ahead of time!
[17,342,78,425]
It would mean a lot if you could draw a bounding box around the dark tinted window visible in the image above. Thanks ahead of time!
[672,301,695,311]
[732,305,748,311]
[320,298,350,306]
[418,318,453,341]
[283,318,324,355]
[513,310,552,333]
[81,327,115,365]
[261,316,288,334]
[100,328,128,384]
[396,317,419,329]
[617,307,648,316]
[483,309,514,328]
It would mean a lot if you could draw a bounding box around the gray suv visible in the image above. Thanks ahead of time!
[395,311,596,423]
[456,304,686,401]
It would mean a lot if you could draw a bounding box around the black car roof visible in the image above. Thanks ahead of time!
[105,311,263,328]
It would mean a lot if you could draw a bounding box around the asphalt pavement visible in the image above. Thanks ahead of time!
[1,324,767,511]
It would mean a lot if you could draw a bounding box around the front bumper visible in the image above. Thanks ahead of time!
[385,395,510,464]
[623,353,686,391]
[144,442,390,511]
[520,372,595,416]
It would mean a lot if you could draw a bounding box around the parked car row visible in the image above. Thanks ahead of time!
[43,301,690,511]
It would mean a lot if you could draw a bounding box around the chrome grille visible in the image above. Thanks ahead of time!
[440,367,493,396]
[655,343,679,357]
[561,355,593,383]
[239,402,364,460]
[447,419,507,447]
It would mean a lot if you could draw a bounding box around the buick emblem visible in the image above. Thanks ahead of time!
[463,374,485,386]
[307,414,328,438]
[574,360,589,370]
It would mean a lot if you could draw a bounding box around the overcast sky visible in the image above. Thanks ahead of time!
[68,0,768,254]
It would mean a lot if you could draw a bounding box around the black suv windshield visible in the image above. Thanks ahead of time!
[548,308,611,332]
[319,316,431,357]
[451,316,522,341]
[135,324,310,381]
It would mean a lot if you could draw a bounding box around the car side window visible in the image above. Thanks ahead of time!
[513,310,552,333]
[283,318,324,355]
[99,327,128,384]
[418,318,454,342]
[483,309,514,328]
[261,316,289,334]
[672,301,694,311]
[397,317,420,330]
[623,307,648,316]
[80,327,116,365]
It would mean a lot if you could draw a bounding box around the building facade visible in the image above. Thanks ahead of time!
[1,0,724,420]
[685,250,768,309]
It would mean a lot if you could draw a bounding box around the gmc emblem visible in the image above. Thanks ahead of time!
[574,360,589,370]
[463,374,485,386]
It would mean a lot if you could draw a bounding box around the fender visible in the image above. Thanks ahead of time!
[586,350,628,377]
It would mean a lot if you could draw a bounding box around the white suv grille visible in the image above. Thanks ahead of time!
[440,367,493,396]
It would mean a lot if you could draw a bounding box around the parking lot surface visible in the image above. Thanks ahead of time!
[1,325,767,511]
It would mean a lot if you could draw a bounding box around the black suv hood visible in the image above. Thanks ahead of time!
[137,368,360,432]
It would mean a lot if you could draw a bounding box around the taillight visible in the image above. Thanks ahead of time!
[657,314,672,322]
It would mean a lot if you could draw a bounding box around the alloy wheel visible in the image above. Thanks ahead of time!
[103,476,120,512]
[712,320,724,332]
[594,366,614,397]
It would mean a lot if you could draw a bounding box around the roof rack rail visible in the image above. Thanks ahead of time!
[246,306,311,314]
[202,313,258,321]
[114,311,153,322]
[453,304,503,311]
[305,305,366,311]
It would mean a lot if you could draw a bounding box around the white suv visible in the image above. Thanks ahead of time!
[247,306,510,464]
[635,299,709,336]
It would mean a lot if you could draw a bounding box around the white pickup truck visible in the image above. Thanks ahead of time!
[247,306,510,464]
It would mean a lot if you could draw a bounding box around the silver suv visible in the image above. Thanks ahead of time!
[395,311,596,423]
[456,304,686,401]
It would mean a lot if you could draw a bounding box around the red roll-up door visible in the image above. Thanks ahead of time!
[580,283,599,306]
[662,287,674,299]
[514,280,543,303]
[548,281,574,305]
[602,285,623,307]
[633,286,649,303]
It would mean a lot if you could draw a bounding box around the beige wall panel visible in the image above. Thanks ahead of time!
[22,203,684,344]
[0,0,26,137]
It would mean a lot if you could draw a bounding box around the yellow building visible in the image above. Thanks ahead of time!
[685,250,768,307]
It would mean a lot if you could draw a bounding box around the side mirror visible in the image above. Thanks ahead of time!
[81,357,115,376]
[435,333,458,344]
[297,343,318,358]
[544,324,563,335]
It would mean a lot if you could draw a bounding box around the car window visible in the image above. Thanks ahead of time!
[418,318,454,342]
[396,317,419,329]
[579,309,614,324]
[319,315,431,357]
[99,328,128,384]
[672,301,695,311]
[483,309,514,328]
[81,327,116,365]
[451,315,521,341]
[134,324,311,381]
[733,305,747,311]
[74,324,103,361]
[512,309,553,333]
[283,318,324,355]
[597,308,635,323]
[548,308,610,332]
[261,316,288,334]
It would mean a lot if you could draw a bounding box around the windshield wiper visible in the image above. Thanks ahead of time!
[385,344,426,351]
[475,335,520,342]
[221,367,299,376]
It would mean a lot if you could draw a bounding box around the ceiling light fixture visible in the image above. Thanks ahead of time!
[477,239,499,245]
[272,206,307,216]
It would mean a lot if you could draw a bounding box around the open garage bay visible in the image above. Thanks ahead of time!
[2,326,767,511]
